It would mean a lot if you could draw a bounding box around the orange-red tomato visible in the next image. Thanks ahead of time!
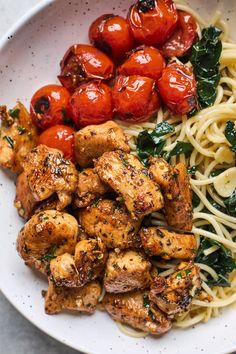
[38,125,75,160]
[127,0,178,46]
[89,14,135,63]
[69,81,113,127]
[112,75,160,123]
[157,62,197,116]
[30,84,71,130]
[161,10,198,58]
[118,46,166,84]
[58,44,115,92]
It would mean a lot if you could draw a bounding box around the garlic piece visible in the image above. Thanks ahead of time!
[213,167,236,197]
[215,146,235,164]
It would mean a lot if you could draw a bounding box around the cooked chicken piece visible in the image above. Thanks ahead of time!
[77,224,89,242]
[74,168,110,208]
[103,291,171,335]
[149,157,193,231]
[0,102,38,173]
[16,210,78,273]
[104,249,151,293]
[45,280,101,315]
[14,172,62,220]
[74,121,130,168]
[22,145,78,210]
[149,262,201,317]
[79,199,141,249]
[50,238,108,287]
[96,151,164,219]
[140,227,197,260]
[14,171,38,220]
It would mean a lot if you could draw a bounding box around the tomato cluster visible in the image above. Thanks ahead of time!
[30,0,199,160]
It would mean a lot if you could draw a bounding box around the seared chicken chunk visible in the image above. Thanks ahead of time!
[16,210,78,273]
[103,291,171,335]
[14,172,61,220]
[50,239,107,287]
[140,227,197,260]
[14,172,38,220]
[79,199,141,249]
[96,151,164,219]
[0,103,38,173]
[149,158,193,231]
[22,145,78,210]
[45,280,101,315]
[149,262,201,317]
[104,249,151,293]
[74,168,110,208]
[74,121,130,167]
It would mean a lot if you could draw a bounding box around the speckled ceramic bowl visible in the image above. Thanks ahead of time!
[0,1,236,353]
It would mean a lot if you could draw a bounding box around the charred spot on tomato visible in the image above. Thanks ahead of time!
[93,39,112,56]
[137,0,155,13]
[34,96,50,114]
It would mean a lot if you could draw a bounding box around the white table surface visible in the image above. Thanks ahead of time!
[0,1,80,353]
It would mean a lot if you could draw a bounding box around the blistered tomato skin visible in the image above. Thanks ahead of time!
[38,125,75,161]
[58,44,115,92]
[112,75,160,123]
[30,85,71,130]
[89,14,135,63]
[157,62,197,116]
[161,10,199,58]
[127,0,178,46]
[69,81,113,127]
[118,46,166,84]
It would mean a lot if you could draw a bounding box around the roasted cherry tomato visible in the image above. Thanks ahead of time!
[112,75,160,123]
[157,62,197,116]
[69,81,113,127]
[89,14,135,63]
[161,11,198,58]
[118,46,166,84]
[127,0,178,46]
[30,84,71,130]
[58,44,115,92]
[38,125,75,160]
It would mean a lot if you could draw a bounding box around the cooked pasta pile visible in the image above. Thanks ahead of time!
[117,1,236,330]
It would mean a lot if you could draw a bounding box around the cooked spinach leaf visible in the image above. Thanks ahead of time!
[225,121,236,152]
[137,122,174,166]
[224,189,236,217]
[192,191,200,208]
[210,168,227,177]
[196,237,236,287]
[188,165,197,175]
[190,26,222,109]
[165,141,193,160]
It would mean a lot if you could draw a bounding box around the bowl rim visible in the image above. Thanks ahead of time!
[1,1,236,354]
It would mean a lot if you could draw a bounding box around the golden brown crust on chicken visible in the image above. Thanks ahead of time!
[149,262,201,317]
[74,168,110,208]
[74,121,130,168]
[96,151,164,219]
[149,158,193,231]
[22,145,78,210]
[104,249,151,293]
[103,291,171,335]
[16,210,78,273]
[14,172,62,220]
[50,239,108,287]
[14,172,38,220]
[45,280,101,315]
[140,227,197,260]
[0,103,38,173]
[79,199,141,249]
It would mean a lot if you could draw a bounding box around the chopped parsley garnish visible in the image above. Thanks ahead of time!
[3,135,15,149]
[9,108,20,119]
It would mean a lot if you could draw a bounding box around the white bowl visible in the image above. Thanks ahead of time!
[0,1,236,353]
